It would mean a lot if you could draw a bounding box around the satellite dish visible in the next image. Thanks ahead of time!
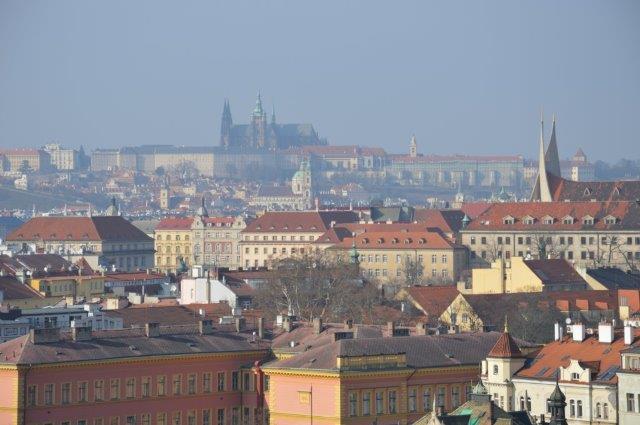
[565,318,572,325]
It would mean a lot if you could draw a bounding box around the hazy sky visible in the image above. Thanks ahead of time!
[1,1,639,161]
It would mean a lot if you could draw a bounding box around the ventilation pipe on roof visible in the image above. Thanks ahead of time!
[554,322,564,341]
[145,322,160,338]
[598,322,614,344]
[387,321,395,337]
[416,322,428,336]
[572,323,585,342]
[624,324,634,345]
[257,317,264,339]
[344,318,353,330]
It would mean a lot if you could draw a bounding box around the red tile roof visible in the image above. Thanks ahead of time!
[156,217,194,230]
[7,217,152,242]
[0,276,44,301]
[515,329,640,383]
[330,230,459,250]
[243,211,358,233]
[523,259,587,286]
[548,173,640,202]
[401,286,461,323]
[464,201,640,231]
[488,330,524,358]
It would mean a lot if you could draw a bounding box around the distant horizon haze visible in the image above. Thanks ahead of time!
[0,1,638,161]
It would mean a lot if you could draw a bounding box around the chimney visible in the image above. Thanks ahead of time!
[598,322,614,344]
[29,328,61,344]
[624,324,634,345]
[257,317,264,339]
[199,319,214,335]
[554,322,564,341]
[312,317,323,335]
[572,323,585,342]
[235,317,246,333]
[387,321,395,336]
[71,325,93,342]
[282,315,293,332]
[344,318,353,330]
[145,322,160,338]
[416,322,428,335]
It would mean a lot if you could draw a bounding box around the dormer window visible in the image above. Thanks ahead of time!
[377,238,384,244]
[391,238,398,244]
[583,187,592,196]
[503,215,515,225]
[613,187,621,196]
[418,238,426,244]
[256,225,262,230]
[404,238,412,244]
[582,216,594,226]
[542,216,554,225]
[362,238,369,244]
[562,216,574,225]
[604,215,617,225]
[522,216,535,225]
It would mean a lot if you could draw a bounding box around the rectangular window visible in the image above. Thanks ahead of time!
[78,381,88,403]
[203,373,212,393]
[481,237,487,244]
[61,382,71,404]
[388,390,397,414]
[188,374,196,395]
[157,376,166,397]
[202,410,211,425]
[217,372,225,392]
[217,409,225,425]
[141,414,151,425]
[141,377,151,397]
[172,412,181,425]
[349,392,358,416]
[27,385,36,406]
[408,387,417,413]
[187,411,196,425]
[94,380,104,402]
[232,371,239,391]
[437,387,445,408]
[126,378,135,399]
[125,417,135,425]
[627,393,635,412]
[423,387,431,412]
[172,375,182,395]
[362,392,371,416]
[243,373,251,391]
[376,391,384,415]
[110,379,120,400]
[452,386,460,407]
[157,413,167,425]
[431,254,437,263]
[43,384,54,405]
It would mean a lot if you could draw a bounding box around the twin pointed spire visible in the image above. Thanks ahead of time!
[531,110,561,202]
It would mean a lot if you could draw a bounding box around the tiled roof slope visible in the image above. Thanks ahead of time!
[156,217,194,230]
[0,276,44,301]
[515,329,640,383]
[243,211,358,233]
[548,173,640,202]
[7,216,152,242]
[524,259,587,286]
[488,330,524,358]
[586,267,640,290]
[0,325,270,365]
[330,230,460,250]
[401,286,460,322]
[267,332,533,371]
[464,201,640,231]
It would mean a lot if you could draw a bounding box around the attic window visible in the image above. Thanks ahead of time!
[582,216,594,226]
[503,216,515,225]
[583,188,592,196]
[542,216,554,225]
[562,216,574,225]
[604,216,617,225]
[49,234,56,238]
[66,234,73,239]
[283,225,289,230]
[310,226,317,230]
[418,238,426,244]
[404,238,412,244]
[362,238,369,244]
[256,225,262,230]
[391,238,398,244]
[296,225,303,230]
[377,238,384,244]
[269,226,275,230]
[613,187,621,196]
[523,216,535,225]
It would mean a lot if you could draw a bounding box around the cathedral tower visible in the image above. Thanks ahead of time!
[409,134,418,158]
[251,92,267,148]
[220,99,233,148]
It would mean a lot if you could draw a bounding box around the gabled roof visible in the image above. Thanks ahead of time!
[330,230,459,250]
[243,211,358,233]
[523,259,586,286]
[7,216,152,242]
[586,267,640,290]
[156,217,194,230]
[488,329,524,358]
[548,173,640,202]
[0,276,44,301]
[400,286,461,323]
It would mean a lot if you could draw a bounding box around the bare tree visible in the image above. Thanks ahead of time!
[593,234,636,270]
[402,255,424,286]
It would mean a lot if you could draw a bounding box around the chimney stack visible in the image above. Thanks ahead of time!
[235,317,246,333]
[257,317,264,339]
[416,322,428,336]
[598,322,614,344]
[387,321,395,337]
[71,325,93,342]
[313,317,323,335]
[344,318,353,330]
[282,315,293,332]
[572,323,585,342]
[554,322,564,341]
[199,319,214,335]
[624,324,634,345]
[29,328,61,344]
[145,322,160,338]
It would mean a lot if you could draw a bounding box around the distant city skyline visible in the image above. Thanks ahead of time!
[1,1,639,161]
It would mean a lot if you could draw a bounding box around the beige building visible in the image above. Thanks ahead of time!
[239,210,358,268]
[43,143,79,171]
[154,217,193,273]
[5,216,154,272]
[327,229,467,285]
[461,201,640,271]
[0,148,50,173]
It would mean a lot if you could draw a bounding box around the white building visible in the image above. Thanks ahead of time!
[617,328,640,425]
[179,266,253,309]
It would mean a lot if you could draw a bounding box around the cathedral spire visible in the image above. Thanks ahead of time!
[271,103,276,124]
[253,91,265,117]
[531,113,553,202]
[220,99,233,148]
[545,113,561,177]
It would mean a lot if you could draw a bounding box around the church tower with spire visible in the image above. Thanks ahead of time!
[531,112,561,202]
[481,318,526,412]
[409,134,418,158]
[251,92,267,148]
[220,99,233,148]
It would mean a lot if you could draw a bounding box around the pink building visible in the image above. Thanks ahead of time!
[0,321,270,425]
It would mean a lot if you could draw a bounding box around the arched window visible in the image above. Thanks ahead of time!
[603,403,608,419]
[569,400,575,417]
[577,400,583,418]
[493,365,499,375]
[519,396,525,411]
[595,403,601,418]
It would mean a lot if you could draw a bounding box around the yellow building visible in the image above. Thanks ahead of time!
[328,230,467,285]
[154,217,193,273]
[465,257,588,294]
[30,275,105,300]
[239,211,358,269]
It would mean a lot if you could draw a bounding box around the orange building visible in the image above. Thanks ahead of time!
[261,320,535,425]
[0,322,270,425]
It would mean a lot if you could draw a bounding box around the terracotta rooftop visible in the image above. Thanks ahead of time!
[156,217,194,230]
[400,286,461,324]
[488,329,524,358]
[7,216,153,242]
[243,211,358,233]
[107,303,233,328]
[329,230,460,250]
[464,201,640,232]
[515,329,640,384]
[547,173,640,202]
[523,259,587,286]
[0,276,44,301]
